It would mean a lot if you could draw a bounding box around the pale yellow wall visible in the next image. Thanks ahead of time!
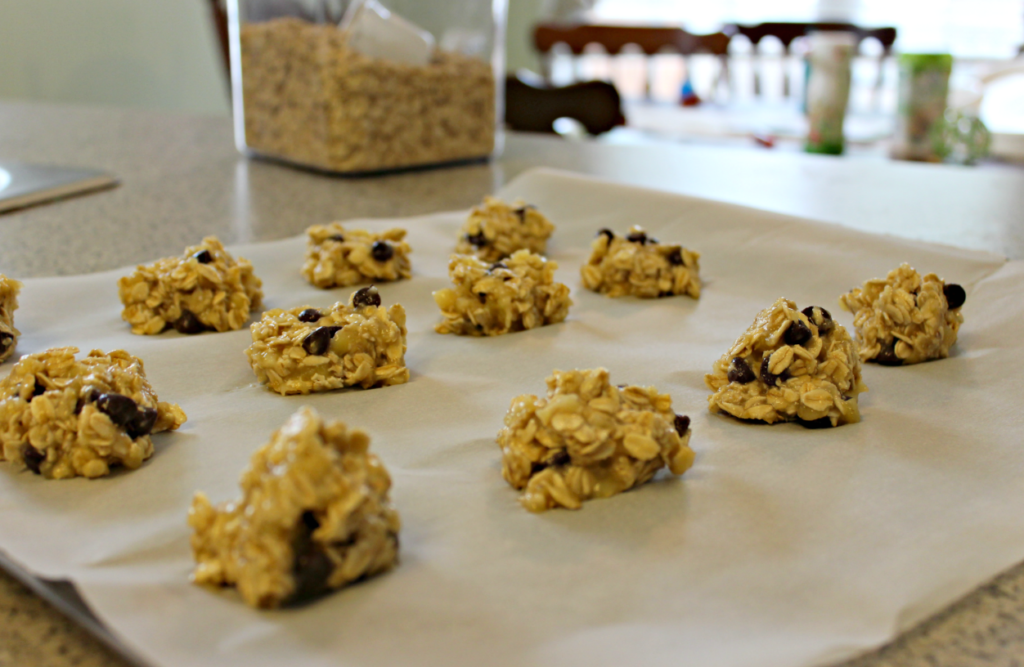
[0,0,543,114]
[0,0,229,115]
[507,0,547,74]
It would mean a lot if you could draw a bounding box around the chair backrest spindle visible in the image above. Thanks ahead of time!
[725,22,897,103]
[533,23,732,102]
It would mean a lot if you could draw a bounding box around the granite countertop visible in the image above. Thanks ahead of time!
[2,102,1023,280]
[2,101,1024,667]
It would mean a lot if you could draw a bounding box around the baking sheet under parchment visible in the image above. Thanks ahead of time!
[2,168,1023,667]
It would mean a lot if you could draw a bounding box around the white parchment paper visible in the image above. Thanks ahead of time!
[1,169,1022,667]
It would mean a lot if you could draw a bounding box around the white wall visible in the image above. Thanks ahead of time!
[0,0,229,115]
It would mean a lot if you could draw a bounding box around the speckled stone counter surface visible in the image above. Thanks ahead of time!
[2,100,1024,667]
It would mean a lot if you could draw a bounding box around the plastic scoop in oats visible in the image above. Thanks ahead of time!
[341,0,434,66]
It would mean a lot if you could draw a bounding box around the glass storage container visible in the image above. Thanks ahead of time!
[228,0,506,174]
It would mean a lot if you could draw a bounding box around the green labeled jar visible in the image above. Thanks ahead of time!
[891,53,953,162]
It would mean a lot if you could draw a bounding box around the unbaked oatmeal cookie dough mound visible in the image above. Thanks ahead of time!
[246,286,408,395]
[433,249,572,336]
[454,197,555,262]
[0,274,23,363]
[302,223,412,289]
[581,226,701,299]
[118,237,263,335]
[189,407,400,609]
[498,368,695,512]
[705,298,867,427]
[0,347,186,479]
[838,263,966,365]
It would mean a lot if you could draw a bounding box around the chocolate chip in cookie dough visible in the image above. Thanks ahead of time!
[302,326,343,356]
[74,389,97,414]
[727,357,756,384]
[297,308,321,323]
[477,292,487,303]
[22,444,45,475]
[784,319,813,346]
[666,248,684,266]
[192,249,213,264]
[597,228,615,242]
[174,309,205,335]
[94,391,159,440]
[351,286,381,309]
[943,283,966,309]
[802,306,834,336]
[127,406,159,439]
[465,231,488,247]
[328,234,345,243]
[674,414,691,436]
[289,512,335,605]
[801,305,830,322]
[513,205,534,221]
[31,381,46,397]
[371,241,394,262]
[96,393,139,429]
[0,332,13,355]
[626,230,648,245]
[874,340,903,366]
[530,449,571,474]
[550,449,570,466]
[760,355,788,386]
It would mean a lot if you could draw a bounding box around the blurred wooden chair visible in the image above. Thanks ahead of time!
[533,23,732,101]
[504,73,626,135]
[724,22,897,99]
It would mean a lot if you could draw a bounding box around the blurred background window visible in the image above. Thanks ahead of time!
[593,0,1024,58]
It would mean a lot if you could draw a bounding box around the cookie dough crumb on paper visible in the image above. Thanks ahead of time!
[581,226,701,299]
[498,368,694,512]
[433,250,572,336]
[454,197,555,262]
[246,286,409,395]
[302,223,412,289]
[189,407,400,609]
[705,298,867,427]
[0,274,23,363]
[118,236,263,335]
[0,347,186,479]
[839,263,966,365]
